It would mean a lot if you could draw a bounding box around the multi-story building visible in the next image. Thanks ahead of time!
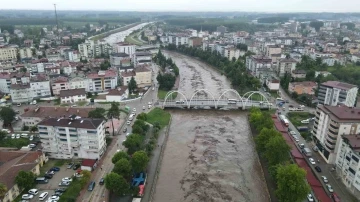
[121,71,136,86]
[133,52,152,66]
[246,55,272,76]
[134,65,152,87]
[112,42,135,57]
[37,117,106,159]
[335,135,360,198]
[277,58,297,77]
[0,72,12,93]
[318,81,358,107]
[266,45,282,57]
[0,44,18,61]
[51,76,70,95]
[19,47,32,60]
[10,83,33,103]
[224,48,241,60]
[69,76,90,92]
[312,105,360,164]
[87,70,118,92]
[188,37,203,47]
[30,75,51,98]
[64,49,80,62]
[60,88,86,104]
[291,69,306,79]
[110,52,130,67]
[78,40,94,59]
[45,49,61,61]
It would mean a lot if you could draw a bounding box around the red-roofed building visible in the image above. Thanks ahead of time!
[81,159,98,171]
[318,80,358,107]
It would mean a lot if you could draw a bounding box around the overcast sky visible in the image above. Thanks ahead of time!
[2,0,360,12]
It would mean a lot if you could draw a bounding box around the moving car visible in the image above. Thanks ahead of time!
[315,166,322,172]
[307,194,314,202]
[309,158,316,165]
[29,135,34,141]
[88,181,96,191]
[143,106,145,110]
[321,176,328,183]
[127,121,131,125]
[326,184,334,193]
[133,108,136,112]
[99,178,105,185]
[22,194,34,200]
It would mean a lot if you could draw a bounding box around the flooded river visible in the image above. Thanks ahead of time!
[153,52,269,202]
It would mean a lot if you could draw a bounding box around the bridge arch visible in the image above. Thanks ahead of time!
[243,91,271,109]
[189,89,216,108]
[216,89,244,109]
[163,90,189,108]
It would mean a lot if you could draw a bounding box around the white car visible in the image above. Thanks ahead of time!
[133,108,136,112]
[307,194,314,202]
[142,106,145,110]
[321,176,328,183]
[61,177,73,182]
[126,121,131,125]
[126,133,130,137]
[49,195,60,200]
[294,137,299,142]
[29,135,34,141]
[22,194,34,199]
[28,188,39,195]
[309,158,316,165]
[11,134,15,139]
[326,184,334,193]
[1,129,10,133]
[289,131,296,136]
[59,181,70,186]
[16,134,21,139]
[29,144,36,148]
[117,149,121,152]
[74,173,83,178]
[148,104,152,109]
[301,119,310,124]
[299,105,305,108]
[148,102,152,105]
[17,103,21,107]
[131,112,136,116]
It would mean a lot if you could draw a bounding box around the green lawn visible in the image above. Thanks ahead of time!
[146,108,171,128]
[0,138,30,149]
[287,112,313,127]
[158,90,178,100]
[125,33,143,45]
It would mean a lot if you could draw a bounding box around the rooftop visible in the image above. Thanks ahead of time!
[87,70,117,79]
[111,52,129,57]
[321,81,357,90]
[21,106,93,119]
[121,71,136,77]
[135,64,151,73]
[342,135,360,151]
[319,105,360,121]
[279,58,297,63]
[292,69,307,74]
[135,51,152,56]
[60,88,86,98]
[38,117,104,129]
[107,87,128,96]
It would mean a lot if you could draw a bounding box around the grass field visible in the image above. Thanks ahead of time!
[158,90,178,100]
[287,112,313,127]
[146,108,171,129]
[125,32,143,45]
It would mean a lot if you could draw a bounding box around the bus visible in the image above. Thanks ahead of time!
[276,97,284,101]
[279,115,289,127]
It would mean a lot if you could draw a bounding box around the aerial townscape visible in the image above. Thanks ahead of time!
[1,1,360,202]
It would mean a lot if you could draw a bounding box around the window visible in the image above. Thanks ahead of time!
[352,155,359,163]
[38,126,47,130]
[346,156,351,161]
[87,130,97,134]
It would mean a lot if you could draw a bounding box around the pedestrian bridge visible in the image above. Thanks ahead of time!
[159,89,274,110]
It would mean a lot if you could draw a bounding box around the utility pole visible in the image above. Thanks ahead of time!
[54,4,59,35]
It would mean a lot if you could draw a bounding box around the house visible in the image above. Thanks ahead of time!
[188,37,203,47]
[288,81,317,95]
[81,159,98,171]
[0,150,47,202]
[121,71,136,86]
[60,88,86,104]
[315,71,332,78]
[277,58,297,77]
[291,69,306,79]
[21,106,93,126]
[266,78,280,91]
[134,65,152,87]
[318,81,358,107]
[37,118,106,159]
[106,87,129,102]
[312,105,360,164]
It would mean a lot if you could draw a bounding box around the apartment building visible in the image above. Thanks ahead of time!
[246,55,272,76]
[37,117,106,159]
[78,40,94,59]
[224,48,241,60]
[312,105,360,164]
[133,51,152,66]
[335,135,360,198]
[60,88,86,103]
[277,58,297,77]
[87,70,118,92]
[30,75,51,98]
[188,37,203,47]
[51,77,69,95]
[112,42,135,57]
[19,47,32,60]
[0,44,18,61]
[318,81,358,107]
[266,45,282,57]
[134,65,152,87]
[110,52,130,67]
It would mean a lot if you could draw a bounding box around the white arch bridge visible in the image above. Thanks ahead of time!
[159,89,275,110]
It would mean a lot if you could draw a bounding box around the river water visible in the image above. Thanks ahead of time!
[153,51,269,202]
[102,23,149,44]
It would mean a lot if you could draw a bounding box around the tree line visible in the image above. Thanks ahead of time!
[249,108,310,202]
[165,44,261,93]
[153,50,178,91]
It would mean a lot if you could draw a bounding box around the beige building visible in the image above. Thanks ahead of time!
[277,58,297,77]
[0,150,47,202]
[135,64,152,87]
[0,45,18,61]
[19,47,32,59]
[224,48,241,60]
[266,45,282,57]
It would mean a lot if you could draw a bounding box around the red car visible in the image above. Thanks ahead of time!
[331,193,341,202]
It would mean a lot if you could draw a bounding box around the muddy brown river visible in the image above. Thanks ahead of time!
[153,51,269,202]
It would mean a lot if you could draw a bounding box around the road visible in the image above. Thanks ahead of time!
[81,63,160,202]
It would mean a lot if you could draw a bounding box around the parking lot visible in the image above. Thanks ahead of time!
[22,160,80,201]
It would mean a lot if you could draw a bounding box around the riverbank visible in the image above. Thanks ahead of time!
[89,22,141,41]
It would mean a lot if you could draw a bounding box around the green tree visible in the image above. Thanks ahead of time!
[113,159,132,178]
[123,134,143,154]
[0,131,7,141]
[128,77,138,94]
[20,67,27,73]
[0,107,16,126]
[291,92,298,99]
[0,183,7,199]
[104,172,129,196]
[112,151,130,164]
[255,128,280,154]
[131,151,149,173]
[264,135,291,166]
[132,125,144,136]
[88,108,106,119]
[107,102,120,136]
[276,164,310,202]
[136,113,147,121]
[79,170,91,187]
[15,171,35,190]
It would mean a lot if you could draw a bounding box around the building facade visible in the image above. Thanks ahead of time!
[277,58,297,77]
[0,45,17,61]
[246,55,272,76]
[318,81,358,107]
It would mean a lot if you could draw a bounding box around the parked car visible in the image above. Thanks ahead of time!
[11,134,15,139]
[298,143,305,149]
[307,194,314,202]
[50,167,60,172]
[301,119,310,124]
[61,177,73,182]
[46,170,55,175]
[326,184,334,193]
[44,174,53,179]
[22,194,34,200]
[321,176,329,183]
[309,158,316,165]
[55,188,66,193]
[53,191,63,196]
[142,106,145,110]
[99,178,105,185]
[133,108,136,112]
[88,181,96,191]
[28,189,39,195]
[74,173,83,178]
[123,128,127,133]
[127,121,131,125]
[299,105,305,108]
[331,193,341,202]
[39,192,49,201]
[29,144,36,148]
[29,135,34,141]
[49,195,60,201]
[16,134,20,139]
[67,163,74,169]
[17,103,21,107]
[315,166,322,172]
[59,181,70,186]
[73,164,80,170]
[289,131,296,136]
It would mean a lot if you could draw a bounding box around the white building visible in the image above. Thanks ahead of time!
[64,50,80,62]
[112,42,136,57]
[30,75,51,98]
[10,84,33,103]
[19,48,32,60]
[335,135,360,198]
[87,70,118,92]
[246,55,272,76]
[312,105,360,164]
[110,52,129,67]
[224,48,242,60]
[133,51,152,66]
[37,118,106,159]
[318,81,358,107]
[78,40,94,59]
[277,58,297,77]
[60,88,86,104]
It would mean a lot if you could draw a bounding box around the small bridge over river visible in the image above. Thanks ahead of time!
[159,89,275,110]
[136,44,159,51]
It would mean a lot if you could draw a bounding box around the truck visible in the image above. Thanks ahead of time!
[302,148,312,157]
[279,115,289,127]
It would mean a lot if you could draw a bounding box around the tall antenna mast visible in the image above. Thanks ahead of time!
[54,4,59,34]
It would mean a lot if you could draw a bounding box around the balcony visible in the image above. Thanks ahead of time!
[327,131,338,139]
[325,141,335,150]
[326,135,337,143]
[330,123,339,130]
[329,128,339,135]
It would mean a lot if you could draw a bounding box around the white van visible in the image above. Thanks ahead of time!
[39,192,48,201]
[128,114,134,121]
[21,133,28,138]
